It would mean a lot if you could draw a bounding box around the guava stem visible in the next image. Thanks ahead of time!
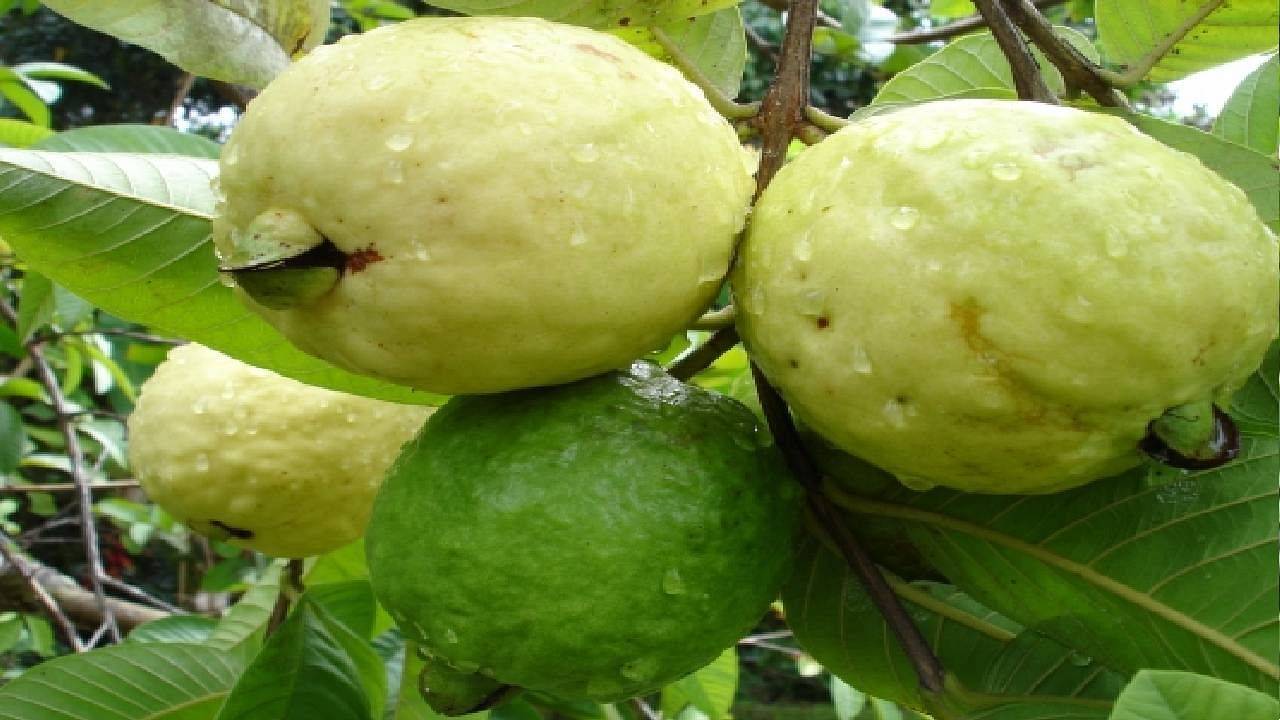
[1141,403,1240,470]
[667,326,739,381]
[1001,0,1126,106]
[973,0,1058,103]
[650,29,760,121]
[265,558,306,637]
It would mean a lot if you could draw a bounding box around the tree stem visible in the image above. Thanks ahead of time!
[651,28,760,120]
[972,0,1058,103]
[668,327,740,381]
[1001,0,1125,106]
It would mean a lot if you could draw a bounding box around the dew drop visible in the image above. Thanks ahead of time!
[569,143,600,163]
[384,159,404,184]
[621,657,659,682]
[989,162,1022,181]
[385,132,413,152]
[192,398,209,415]
[364,74,391,91]
[897,474,935,492]
[345,412,358,424]
[798,289,826,317]
[742,285,766,314]
[793,235,814,262]
[851,344,872,374]
[882,398,907,428]
[1104,230,1128,258]
[221,381,236,399]
[662,568,686,595]
[412,243,431,261]
[889,206,920,230]
[570,181,592,199]
[404,105,429,123]
[913,125,948,150]
[569,227,589,246]
[222,422,238,436]
[443,628,459,644]
[839,156,852,171]
[517,122,533,135]
[194,454,210,473]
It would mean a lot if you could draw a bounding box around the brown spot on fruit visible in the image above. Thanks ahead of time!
[347,247,384,273]
[575,43,622,63]
[816,317,830,329]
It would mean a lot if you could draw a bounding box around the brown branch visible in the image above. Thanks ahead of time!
[0,298,121,644]
[668,327,740,382]
[0,534,83,651]
[751,366,947,693]
[1002,0,1124,106]
[752,0,821,194]
[888,0,1066,44]
[1,480,140,493]
[158,72,196,127]
[266,558,305,637]
[972,0,1058,103]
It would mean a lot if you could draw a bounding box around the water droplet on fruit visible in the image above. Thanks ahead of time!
[221,381,236,399]
[798,289,826,317]
[345,412,358,423]
[194,454,210,473]
[222,422,238,436]
[192,398,208,415]
[889,206,920,230]
[962,149,988,169]
[662,568,685,595]
[882,399,907,428]
[412,243,431,261]
[839,156,852,171]
[384,159,404,184]
[364,74,391,91]
[851,344,872,374]
[990,162,1022,181]
[516,122,533,135]
[913,125,948,150]
[621,658,659,682]
[1104,229,1128,258]
[1064,294,1093,321]
[569,143,600,163]
[570,181,592,199]
[742,285,766,314]
[569,227,589,246]
[443,628,459,644]
[896,474,934,492]
[385,133,413,152]
[793,235,813,262]
[404,105,429,122]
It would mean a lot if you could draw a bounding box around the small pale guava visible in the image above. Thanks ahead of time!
[214,17,755,395]
[366,363,799,705]
[733,99,1278,494]
[127,343,431,557]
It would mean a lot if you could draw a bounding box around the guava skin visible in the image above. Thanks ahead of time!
[127,344,431,557]
[366,363,800,702]
[214,17,755,395]
[733,99,1279,494]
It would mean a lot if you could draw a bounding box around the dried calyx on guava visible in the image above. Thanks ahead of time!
[733,99,1278,494]
[214,16,755,395]
[127,343,431,557]
[366,363,800,710]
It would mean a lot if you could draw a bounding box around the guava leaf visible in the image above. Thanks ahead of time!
[1213,54,1279,156]
[0,642,244,720]
[127,614,220,644]
[215,598,384,720]
[306,580,379,640]
[35,124,221,158]
[817,346,1280,696]
[659,647,738,720]
[1115,113,1280,232]
[0,67,49,127]
[0,150,440,405]
[0,119,53,149]
[614,7,747,98]
[1108,670,1279,720]
[785,532,1124,714]
[871,27,1100,105]
[41,0,330,89]
[207,562,283,654]
[1096,0,1278,83]
[426,0,737,30]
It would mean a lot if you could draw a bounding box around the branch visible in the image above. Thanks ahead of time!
[750,366,947,693]
[0,298,120,644]
[752,0,821,193]
[0,533,83,651]
[1,480,140,493]
[972,0,1058,103]
[1001,0,1125,106]
[266,558,305,637]
[887,0,1066,44]
[667,327,740,382]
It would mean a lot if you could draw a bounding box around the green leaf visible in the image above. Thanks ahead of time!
[1096,0,1278,83]
[1108,670,1280,720]
[0,642,243,719]
[871,27,1101,105]
[0,613,22,654]
[128,615,220,644]
[216,598,383,720]
[0,402,24,474]
[35,124,221,158]
[659,647,738,720]
[0,120,53,149]
[208,562,284,653]
[0,150,437,404]
[1213,54,1279,156]
[1115,112,1280,232]
[15,270,52,342]
[41,0,330,89]
[306,580,378,639]
[424,0,736,30]
[307,540,372,585]
[785,533,1123,714]
[0,69,49,127]
[816,354,1279,696]
[616,8,747,99]
[12,62,109,90]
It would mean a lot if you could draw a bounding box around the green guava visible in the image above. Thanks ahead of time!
[214,16,755,395]
[733,99,1278,494]
[127,343,431,557]
[365,363,799,704]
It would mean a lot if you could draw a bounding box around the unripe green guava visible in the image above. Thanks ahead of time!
[127,343,431,557]
[214,17,755,395]
[366,363,799,703]
[733,99,1278,494]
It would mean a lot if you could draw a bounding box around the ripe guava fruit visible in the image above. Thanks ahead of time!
[366,363,799,706]
[127,343,431,557]
[733,99,1278,494]
[214,17,755,395]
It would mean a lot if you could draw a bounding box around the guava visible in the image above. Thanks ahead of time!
[733,99,1278,494]
[127,343,431,557]
[214,17,755,395]
[365,363,799,705]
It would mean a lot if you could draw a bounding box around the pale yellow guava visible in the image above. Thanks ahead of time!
[733,99,1279,494]
[214,17,755,395]
[127,343,431,557]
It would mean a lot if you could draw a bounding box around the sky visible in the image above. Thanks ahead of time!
[1166,53,1273,117]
